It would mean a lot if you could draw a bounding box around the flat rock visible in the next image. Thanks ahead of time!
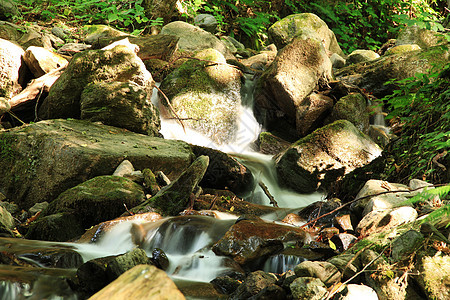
[0,119,194,209]
[356,206,418,236]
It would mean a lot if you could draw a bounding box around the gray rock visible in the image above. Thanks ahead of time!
[80,80,160,136]
[0,0,18,21]
[296,92,334,137]
[0,206,15,236]
[391,230,424,262]
[254,37,332,136]
[194,14,218,33]
[83,25,129,44]
[130,156,209,216]
[113,160,134,177]
[268,13,344,56]
[325,93,370,133]
[57,43,91,55]
[275,120,382,193]
[0,119,194,209]
[330,53,346,69]
[23,46,68,77]
[29,202,49,216]
[0,38,25,98]
[290,277,327,300]
[328,253,361,281]
[51,27,70,40]
[330,233,358,252]
[396,25,448,49]
[294,260,341,287]
[160,21,233,58]
[346,49,380,65]
[222,36,245,50]
[38,39,152,120]
[356,206,418,236]
[230,270,278,299]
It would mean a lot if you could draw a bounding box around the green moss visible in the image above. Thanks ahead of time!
[0,136,15,161]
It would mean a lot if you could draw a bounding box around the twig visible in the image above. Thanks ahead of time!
[259,181,278,207]
[153,83,186,132]
[123,204,134,216]
[300,183,449,229]
[432,150,447,171]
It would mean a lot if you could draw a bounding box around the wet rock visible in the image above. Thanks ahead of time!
[150,248,169,271]
[130,156,209,216]
[257,132,291,155]
[276,120,382,193]
[38,38,152,120]
[328,253,361,281]
[290,277,327,300]
[142,168,160,196]
[325,93,370,134]
[192,145,253,195]
[0,119,194,209]
[161,21,233,58]
[212,219,309,267]
[362,249,407,299]
[346,50,380,65]
[23,46,68,77]
[0,206,15,237]
[194,14,218,33]
[414,254,450,300]
[77,248,152,295]
[89,264,185,300]
[25,212,83,241]
[176,281,225,299]
[160,48,241,145]
[294,260,341,287]
[80,80,161,136]
[211,275,242,295]
[391,230,424,262]
[0,38,26,98]
[26,175,145,241]
[230,270,278,299]
[330,233,357,252]
[350,179,410,218]
[20,248,84,269]
[255,37,332,136]
[356,206,418,236]
[268,13,343,56]
[296,92,334,137]
[335,45,450,98]
[396,25,448,49]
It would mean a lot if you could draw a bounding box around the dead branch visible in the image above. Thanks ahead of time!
[153,83,186,132]
[432,150,447,171]
[259,181,278,207]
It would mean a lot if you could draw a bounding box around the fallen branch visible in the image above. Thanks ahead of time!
[259,181,278,207]
[153,83,186,132]
[432,150,447,171]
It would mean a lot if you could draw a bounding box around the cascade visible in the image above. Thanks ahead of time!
[263,254,307,274]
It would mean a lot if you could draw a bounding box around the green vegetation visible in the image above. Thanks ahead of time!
[382,64,450,184]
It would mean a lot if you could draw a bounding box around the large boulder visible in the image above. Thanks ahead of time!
[0,38,26,98]
[212,218,310,267]
[296,92,334,137]
[254,37,332,137]
[80,80,160,136]
[160,48,242,145]
[160,21,233,58]
[38,39,153,120]
[335,44,450,97]
[268,13,344,56]
[26,176,145,241]
[275,120,382,193]
[23,46,68,77]
[396,25,448,49]
[0,119,194,209]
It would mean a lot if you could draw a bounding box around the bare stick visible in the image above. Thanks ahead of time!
[259,181,278,207]
[153,83,186,132]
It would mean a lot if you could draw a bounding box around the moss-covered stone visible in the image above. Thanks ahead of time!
[325,93,370,133]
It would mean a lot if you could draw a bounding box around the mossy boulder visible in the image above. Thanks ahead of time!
[38,40,152,120]
[26,175,145,241]
[80,81,160,136]
[268,13,344,56]
[384,44,421,55]
[0,119,194,209]
[396,25,448,49]
[275,120,382,193]
[325,93,370,133]
[160,48,242,145]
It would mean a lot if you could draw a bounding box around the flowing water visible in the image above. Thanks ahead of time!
[0,76,324,298]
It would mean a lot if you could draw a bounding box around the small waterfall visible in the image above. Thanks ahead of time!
[263,254,306,274]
